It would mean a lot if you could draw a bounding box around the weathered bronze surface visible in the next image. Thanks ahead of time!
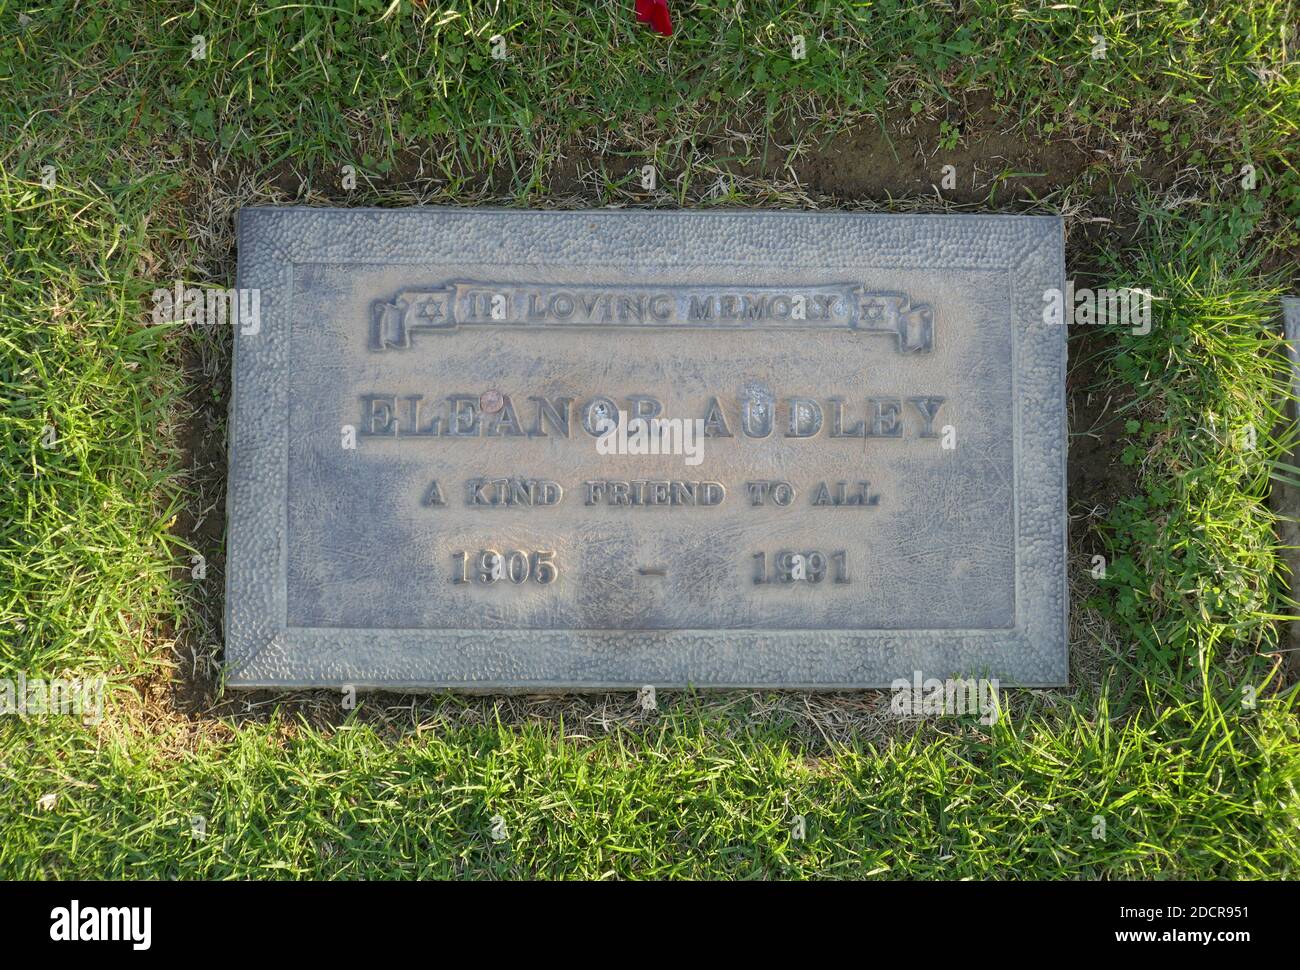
[225,209,1067,689]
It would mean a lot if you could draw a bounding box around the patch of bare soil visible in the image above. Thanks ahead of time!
[791,114,1087,204]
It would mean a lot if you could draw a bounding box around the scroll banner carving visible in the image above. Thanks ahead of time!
[371,282,934,354]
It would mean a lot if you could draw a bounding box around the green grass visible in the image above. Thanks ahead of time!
[1,1,1298,878]
[2,695,1296,878]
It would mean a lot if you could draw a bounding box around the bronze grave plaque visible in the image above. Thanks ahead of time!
[225,208,1067,689]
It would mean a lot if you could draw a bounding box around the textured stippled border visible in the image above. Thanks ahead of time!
[225,209,1067,690]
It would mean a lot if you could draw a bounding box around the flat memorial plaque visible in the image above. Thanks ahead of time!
[1279,297,1300,679]
[225,209,1067,689]
[1284,298,1300,391]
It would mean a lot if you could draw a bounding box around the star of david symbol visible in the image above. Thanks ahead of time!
[416,296,446,321]
[860,297,889,322]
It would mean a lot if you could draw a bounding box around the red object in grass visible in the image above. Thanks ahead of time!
[635,0,673,36]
